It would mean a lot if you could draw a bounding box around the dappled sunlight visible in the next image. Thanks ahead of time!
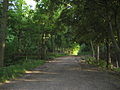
[82,68,99,72]
[4,81,11,84]
[15,78,54,82]
[2,72,58,84]
[47,60,64,63]
[3,71,58,84]
[1,0,120,89]
[48,60,78,63]
[72,44,80,55]
[25,70,58,75]
[80,60,86,63]
[4,80,17,84]
[0,83,2,85]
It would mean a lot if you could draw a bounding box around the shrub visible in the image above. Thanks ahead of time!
[86,56,107,69]
[0,60,45,82]
[113,68,120,72]
[86,57,96,65]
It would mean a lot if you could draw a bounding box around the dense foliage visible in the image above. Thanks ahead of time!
[0,0,120,70]
[0,0,76,67]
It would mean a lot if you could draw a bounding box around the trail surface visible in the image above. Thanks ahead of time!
[0,56,120,90]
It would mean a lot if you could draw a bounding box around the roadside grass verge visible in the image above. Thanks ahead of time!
[86,56,120,73]
[0,53,68,83]
[47,53,68,60]
[0,60,45,83]
[113,68,120,72]
[86,56,107,70]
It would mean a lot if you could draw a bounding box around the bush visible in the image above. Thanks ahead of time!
[0,60,45,82]
[86,57,96,65]
[86,56,107,69]
[97,59,107,68]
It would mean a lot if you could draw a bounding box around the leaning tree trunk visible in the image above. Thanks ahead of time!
[109,21,120,67]
[0,0,8,67]
[117,26,120,67]
[116,27,120,68]
[114,11,120,68]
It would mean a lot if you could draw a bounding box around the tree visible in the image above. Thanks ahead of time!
[0,0,8,67]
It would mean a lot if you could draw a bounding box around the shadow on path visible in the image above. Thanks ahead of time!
[0,56,120,90]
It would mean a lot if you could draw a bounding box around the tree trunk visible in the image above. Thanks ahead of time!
[109,21,120,53]
[114,11,120,68]
[41,34,47,60]
[116,57,119,68]
[90,40,95,58]
[0,0,8,67]
[51,35,55,53]
[96,45,100,62]
[106,42,111,68]
[109,21,120,67]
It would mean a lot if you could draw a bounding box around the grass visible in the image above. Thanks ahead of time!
[113,68,120,72]
[47,53,68,60]
[0,53,67,83]
[0,60,45,82]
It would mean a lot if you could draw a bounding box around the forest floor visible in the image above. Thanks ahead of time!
[0,56,120,90]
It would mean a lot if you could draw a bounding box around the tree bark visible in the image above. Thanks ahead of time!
[116,29,120,67]
[114,11,120,68]
[116,57,119,68]
[109,21,120,67]
[90,40,95,58]
[0,0,8,67]
[109,21,120,53]
[106,41,111,68]
[51,35,55,53]
[96,45,100,62]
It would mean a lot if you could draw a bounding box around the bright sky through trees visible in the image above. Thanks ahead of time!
[26,0,36,9]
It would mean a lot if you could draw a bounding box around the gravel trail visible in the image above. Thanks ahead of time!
[0,56,120,90]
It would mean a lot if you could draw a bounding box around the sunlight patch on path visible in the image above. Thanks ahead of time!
[25,71,58,75]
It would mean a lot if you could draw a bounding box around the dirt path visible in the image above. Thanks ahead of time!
[0,56,120,90]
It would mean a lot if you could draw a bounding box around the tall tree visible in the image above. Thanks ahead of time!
[0,0,8,67]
